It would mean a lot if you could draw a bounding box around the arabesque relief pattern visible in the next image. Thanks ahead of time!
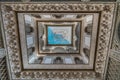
[1,3,115,79]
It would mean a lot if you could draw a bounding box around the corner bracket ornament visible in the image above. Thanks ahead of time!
[1,3,115,80]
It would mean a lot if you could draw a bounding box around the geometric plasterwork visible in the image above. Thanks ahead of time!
[1,2,115,80]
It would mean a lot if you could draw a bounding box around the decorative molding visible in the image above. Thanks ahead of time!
[112,3,120,51]
[1,3,115,79]
[112,39,120,51]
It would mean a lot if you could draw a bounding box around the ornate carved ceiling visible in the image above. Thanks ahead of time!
[1,2,115,80]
